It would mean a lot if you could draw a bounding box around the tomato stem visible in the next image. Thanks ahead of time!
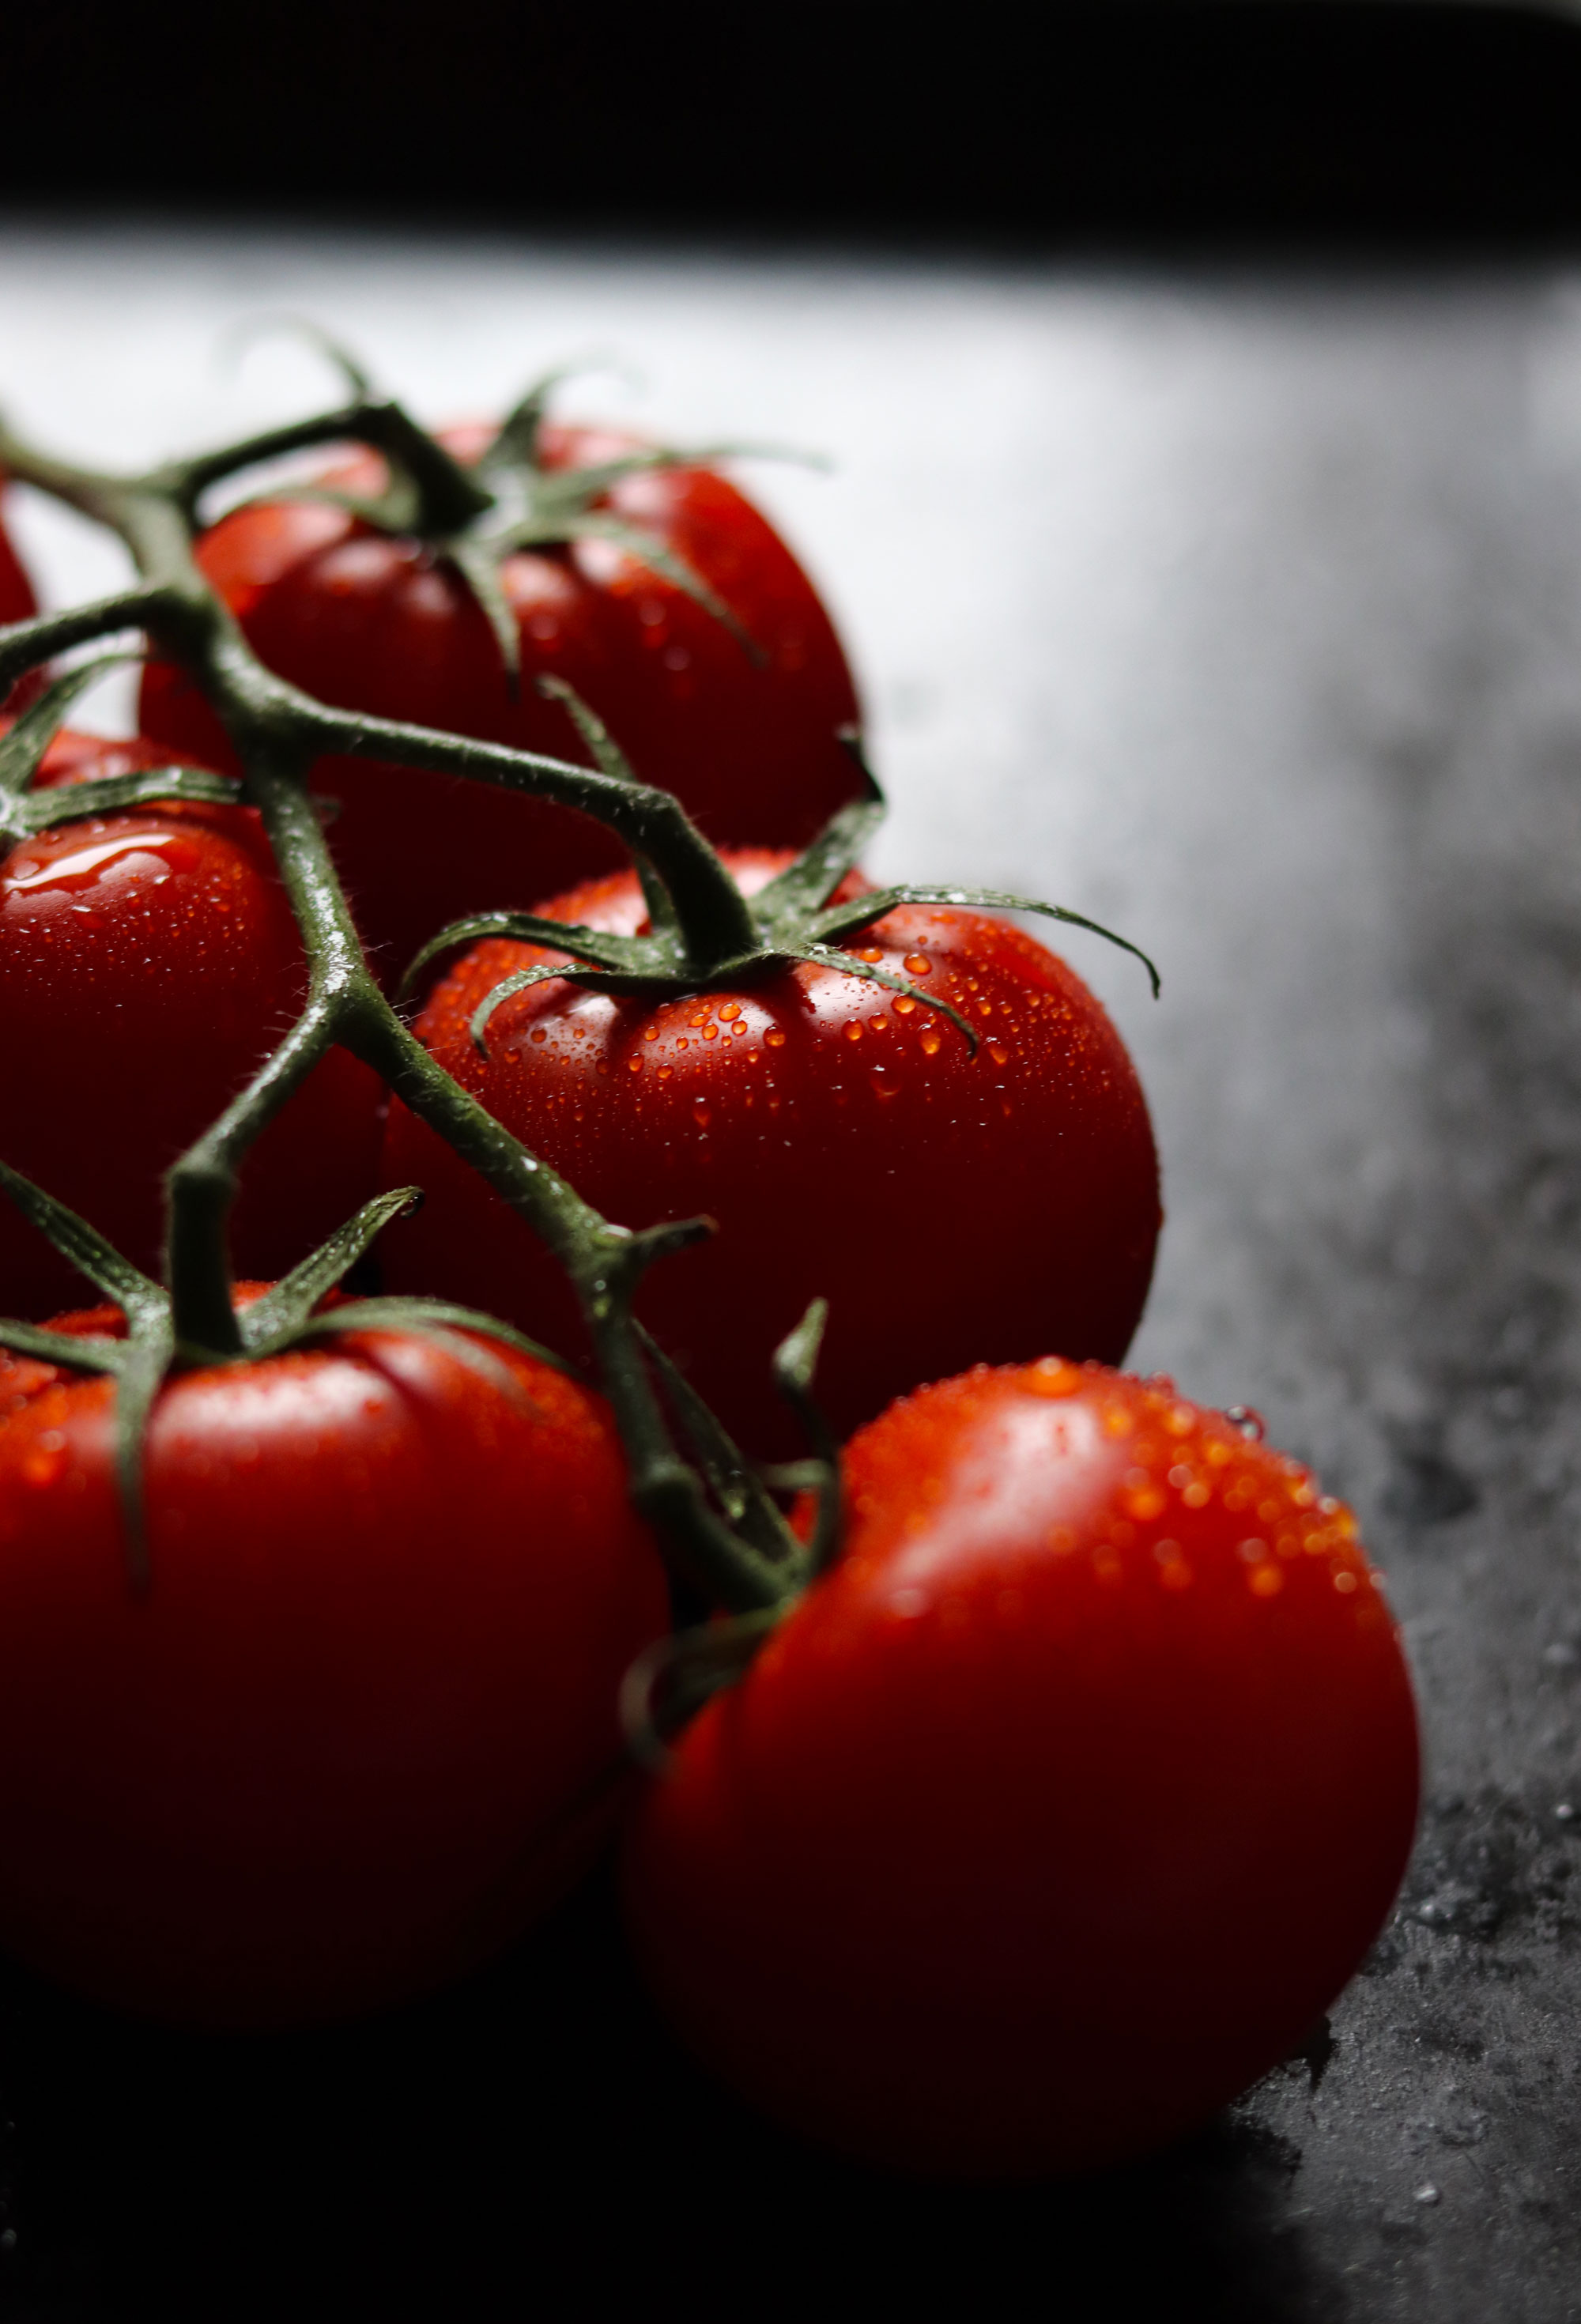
[0,402,805,1618]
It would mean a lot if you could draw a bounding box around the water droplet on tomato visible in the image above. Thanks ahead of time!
[904,954,932,977]
[843,1021,862,1043]
[764,1028,787,1049]
[692,1100,711,1129]
[919,1030,941,1056]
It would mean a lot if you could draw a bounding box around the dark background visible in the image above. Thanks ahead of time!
[2,0,1581,244]
[4,6,1581,2318]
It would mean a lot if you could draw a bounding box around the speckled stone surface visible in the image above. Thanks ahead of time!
[0,225,1579,2319]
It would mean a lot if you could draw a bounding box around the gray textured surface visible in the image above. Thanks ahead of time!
[2,226,1580,2317]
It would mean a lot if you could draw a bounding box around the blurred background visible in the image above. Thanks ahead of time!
[5,6,1581,2318]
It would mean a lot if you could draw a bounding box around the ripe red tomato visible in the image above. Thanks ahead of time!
[624,1360,1420,2176]
[138,424,862,979]
[0,730,383,1321]
[0,484,35,628]
[0,1296,667,2023]
[379,851,1161,1456]
[0,481,39,708]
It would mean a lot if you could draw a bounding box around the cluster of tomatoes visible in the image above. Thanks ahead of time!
[0,394,1419,2177]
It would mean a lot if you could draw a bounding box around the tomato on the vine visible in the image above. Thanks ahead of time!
[624,1360,1420,2176]
[0,730,383,1320]
[379,851,1161,1456]
[0,1295,667,2023]
[139,424,862,979]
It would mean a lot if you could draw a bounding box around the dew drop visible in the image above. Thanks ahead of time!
[703,1023,719,1041]
[843,1021,863,1043]
[987,1042,1008,1065]
[643,1024,660,1043]
[530,1027,547,1044]
[692,1100,711,1129]
[764,1028,787,1048]
[919,1030,941,1056]
[892,995,917,1016]
[858,945,884,964]
[904,955,932,978]
[719,1001,741,1021]
[626,1054,643,1073]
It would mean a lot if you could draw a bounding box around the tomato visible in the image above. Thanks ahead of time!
[0,1295,667,2023]
[0,730,383,1321]
[139,424,863,979]
[624,1360,1420,2176]
[0,480,39,707]
[0,483,35,630]
[379,851,1161,1457]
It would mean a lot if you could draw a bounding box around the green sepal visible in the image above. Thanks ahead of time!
[114,1324,175,1594]
[749,735,886,932]
[794,941,982,1053]
[0,1319,127,1375]
[632,1320,802,1567]
[0,1159,164,1319]
[812,885,1163,999]
[237,1187,425,1354]
[0,654,143,813]
[770,1300,841,1577]
[551,513,764,663]
[400,909,662,1005]
[620,1607,785,1771]
[283,1296,573,1386]
[17,764,241,836]
[448,536,523,689]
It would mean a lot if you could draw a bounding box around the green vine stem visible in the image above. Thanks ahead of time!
[0,394,799,1619]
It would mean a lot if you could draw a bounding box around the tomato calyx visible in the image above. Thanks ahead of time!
[401,686,1161,1054]
[215,338,777,683]
[0,1161,565,1590]
[618,1297,843,1766]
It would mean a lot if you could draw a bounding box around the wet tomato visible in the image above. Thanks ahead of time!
[139,424,862,979]
[379,852,1161,1457]
[0,731,383,1320]
[624,1360,1421,2176]
[0,1297,667,2023]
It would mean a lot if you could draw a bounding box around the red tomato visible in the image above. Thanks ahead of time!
[139,424,862,979]
[0,1296,667,2023]
[379,852,1161,1456]
[0,731,383,1321]
[0,480,39,708]
[0,483,35,628]
[624,1361,1420,2176]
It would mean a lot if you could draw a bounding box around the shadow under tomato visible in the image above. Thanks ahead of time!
[0,1865,1346,2323]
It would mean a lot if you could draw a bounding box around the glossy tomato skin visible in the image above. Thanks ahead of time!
[624,1362,1420,2177]
[379,852,1161,1456]
[0,1300,667,2024]
[139,424,862,980]
[0,731,383,1320]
